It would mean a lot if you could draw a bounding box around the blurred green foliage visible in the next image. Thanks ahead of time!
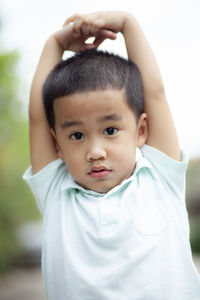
[190,216,200,253]
[186,158,200,254]
[0,47,40,274]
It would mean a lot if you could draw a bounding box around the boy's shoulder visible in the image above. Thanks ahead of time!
[140,144,188,174]
[23,158,66,186]
[135,144,188,200]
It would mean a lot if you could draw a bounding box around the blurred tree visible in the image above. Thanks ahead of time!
[186,158,200,214]
[0,22,40,274]
[186,158,200,253]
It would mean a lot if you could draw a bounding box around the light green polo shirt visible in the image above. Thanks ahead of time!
[23,144,200,300]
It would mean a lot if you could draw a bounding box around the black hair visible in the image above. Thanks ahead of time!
[43,49,144,130]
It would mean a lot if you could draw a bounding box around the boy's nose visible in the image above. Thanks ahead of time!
[86,144,107,161]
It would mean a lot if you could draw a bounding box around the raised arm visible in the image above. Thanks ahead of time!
[123,15,180,160]
[29,23,116,174]
[29,36,63,174]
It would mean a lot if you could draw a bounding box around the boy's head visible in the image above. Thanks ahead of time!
[43,50,147,193]
[43,49,144,131]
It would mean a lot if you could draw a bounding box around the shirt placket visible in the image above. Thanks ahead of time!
[98,195,120,236]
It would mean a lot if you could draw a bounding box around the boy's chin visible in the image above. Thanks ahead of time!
[76,180,114,194]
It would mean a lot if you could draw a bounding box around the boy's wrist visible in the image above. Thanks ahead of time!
[48,34,65,52]
[44,35,65,58]
[122,13,137,34]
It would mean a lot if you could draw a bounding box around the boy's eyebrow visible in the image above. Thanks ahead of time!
[60,120,83,129]
[60,114,122,129]
[98,114,122,122]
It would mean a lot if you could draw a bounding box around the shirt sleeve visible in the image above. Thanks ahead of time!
[140,144,189,201]
[23,159,67,215]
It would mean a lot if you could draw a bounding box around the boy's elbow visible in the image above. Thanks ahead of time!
[29,106,46,126]
[143,74,166,101]
[145,85,166,103]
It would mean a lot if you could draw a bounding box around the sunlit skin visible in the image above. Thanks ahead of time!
[53,89,147,193]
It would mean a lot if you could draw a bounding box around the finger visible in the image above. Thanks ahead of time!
[63,16,75,26]
[81,23,91,36]
[100,29,117,40]
[83,43,97,50]
[63,14,82,26]
[92,36,107,48]
[92,17,106,30]
[73,18,83,37]
[89,24,99,36]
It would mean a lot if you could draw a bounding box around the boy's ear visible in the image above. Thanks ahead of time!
[136,113,148,148]
[50,129,64,160]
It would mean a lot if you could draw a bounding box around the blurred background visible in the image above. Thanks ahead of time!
[0,0,199,299]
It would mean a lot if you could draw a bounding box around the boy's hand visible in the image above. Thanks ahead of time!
[53,16,117,53]
[64,12,127,36]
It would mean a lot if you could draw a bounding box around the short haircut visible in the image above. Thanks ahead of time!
[43,49,144,130]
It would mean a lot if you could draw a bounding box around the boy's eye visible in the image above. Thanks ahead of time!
[70,132,84,140]
[104,127,118,136]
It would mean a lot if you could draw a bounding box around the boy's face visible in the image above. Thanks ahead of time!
[53,90,147,193]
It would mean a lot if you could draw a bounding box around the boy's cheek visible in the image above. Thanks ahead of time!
[64,157,82,175]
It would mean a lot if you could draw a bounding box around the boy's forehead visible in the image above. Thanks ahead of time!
[54,89,129,112]
[53,89,137,126]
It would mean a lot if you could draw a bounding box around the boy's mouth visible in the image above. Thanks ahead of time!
[88,167,111,179]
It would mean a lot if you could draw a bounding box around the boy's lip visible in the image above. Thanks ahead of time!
[88,166,112,178]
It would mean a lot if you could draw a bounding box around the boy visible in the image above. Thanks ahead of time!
[23,12,200,299]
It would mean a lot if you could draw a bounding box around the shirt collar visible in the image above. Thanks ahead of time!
[133,155,153,177]
[61,155,153,196]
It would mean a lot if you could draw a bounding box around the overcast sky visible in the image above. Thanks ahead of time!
[1,0,200,158]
